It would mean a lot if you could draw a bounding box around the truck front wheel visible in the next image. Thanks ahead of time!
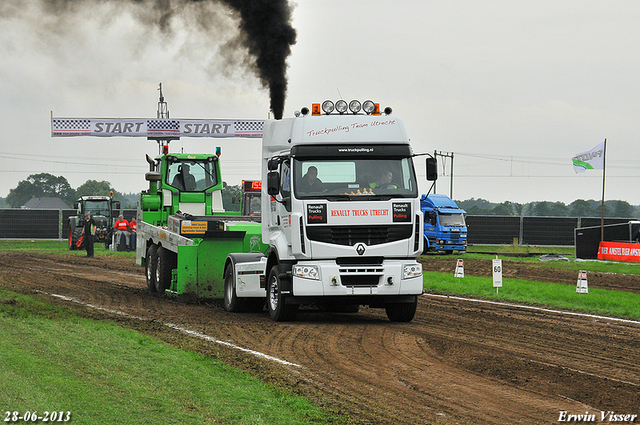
[224,265,242,312]
[267,265,298,321]
[224,266,264,313]
[385,296,418,322]
[145,245,158,292]
[155,247,175,294]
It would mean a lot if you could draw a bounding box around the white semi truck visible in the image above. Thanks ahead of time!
[224,100,427,322]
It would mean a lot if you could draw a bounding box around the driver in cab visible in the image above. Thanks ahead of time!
[299,166,323,192]
[172,164,197,191]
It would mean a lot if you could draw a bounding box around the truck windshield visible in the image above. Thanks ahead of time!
[293,157,418,199]
[84,200,109,217]
[167,160,218,192]
[439,213,466,227]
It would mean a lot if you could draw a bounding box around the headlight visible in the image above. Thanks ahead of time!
[292,265,320,280]
[403,264,422,279]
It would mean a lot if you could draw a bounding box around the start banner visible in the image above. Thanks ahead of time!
[51,118,264,138]
[597,241,640,263]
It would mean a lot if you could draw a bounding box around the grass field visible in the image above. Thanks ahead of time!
[0,290,347,425]
[421,272,640,321]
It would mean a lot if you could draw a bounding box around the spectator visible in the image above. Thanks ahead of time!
[129,217,137,251]
[114,214,130,249]
[83,213,96,258]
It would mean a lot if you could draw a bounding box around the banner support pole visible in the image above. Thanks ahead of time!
[600,138,607,241]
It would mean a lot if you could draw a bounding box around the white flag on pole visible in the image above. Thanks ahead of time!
[572,142,605,173]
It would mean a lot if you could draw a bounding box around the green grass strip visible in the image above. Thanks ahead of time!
[0,290,342,425]
[422,271,640,321]
[0,240,134,257]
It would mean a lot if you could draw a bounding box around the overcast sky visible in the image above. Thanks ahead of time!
[1,1,639,205]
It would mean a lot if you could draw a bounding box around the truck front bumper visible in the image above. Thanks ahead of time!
[291,259,423,297]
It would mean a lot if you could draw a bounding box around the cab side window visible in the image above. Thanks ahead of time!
[281,161,291,212]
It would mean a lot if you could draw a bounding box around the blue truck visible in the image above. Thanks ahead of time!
[420,194,467,254]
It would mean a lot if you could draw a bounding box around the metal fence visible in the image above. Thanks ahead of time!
[466,215,636,246]
[0,209,137,240]
[1,209,637,247]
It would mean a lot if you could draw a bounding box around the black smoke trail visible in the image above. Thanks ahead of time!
[4,0,297,119]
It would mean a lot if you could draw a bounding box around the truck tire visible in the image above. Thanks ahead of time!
[224,266,265,313]
[155,247,175,294]
[267,264,298,321]
[145,244,158,292]
[385,296,418,322]
[68,225,76,250]
[224,265,241,312]
[71,228,84,250]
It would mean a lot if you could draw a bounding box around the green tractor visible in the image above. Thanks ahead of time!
[68,195,121,250]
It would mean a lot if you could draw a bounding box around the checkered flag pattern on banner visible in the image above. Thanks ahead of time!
[52,119,91,132]
[234,121,264,133]
[147,119,180,135]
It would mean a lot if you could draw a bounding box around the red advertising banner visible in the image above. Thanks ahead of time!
[597,241,640,263]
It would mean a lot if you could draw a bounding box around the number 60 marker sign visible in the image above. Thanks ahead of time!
[492,258,503,291]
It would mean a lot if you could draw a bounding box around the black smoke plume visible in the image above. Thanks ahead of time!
[6,0,297,119]
[223,1,296,119]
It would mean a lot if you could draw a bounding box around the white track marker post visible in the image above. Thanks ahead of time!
[492,257,503,295]
[576,270,589,294]
[454,259,464,278]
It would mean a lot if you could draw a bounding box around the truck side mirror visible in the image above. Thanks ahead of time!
[267,171,280,195]
[73,202,79,209]
[426,157,438,181]
[267,157,280,171]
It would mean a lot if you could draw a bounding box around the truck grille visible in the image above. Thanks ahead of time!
[306,225,412,246]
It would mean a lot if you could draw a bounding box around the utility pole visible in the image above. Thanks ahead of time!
[434,150,454,198]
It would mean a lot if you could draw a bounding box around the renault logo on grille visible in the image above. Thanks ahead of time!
[355,243,366,255]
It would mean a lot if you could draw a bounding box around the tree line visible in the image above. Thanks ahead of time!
[456,198,640,218]
[2,173,244,211]
[3,173,137,209]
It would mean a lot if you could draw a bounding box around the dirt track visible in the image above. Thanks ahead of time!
[1,251,639,424]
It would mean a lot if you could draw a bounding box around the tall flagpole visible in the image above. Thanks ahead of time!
[600,138,607,241]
